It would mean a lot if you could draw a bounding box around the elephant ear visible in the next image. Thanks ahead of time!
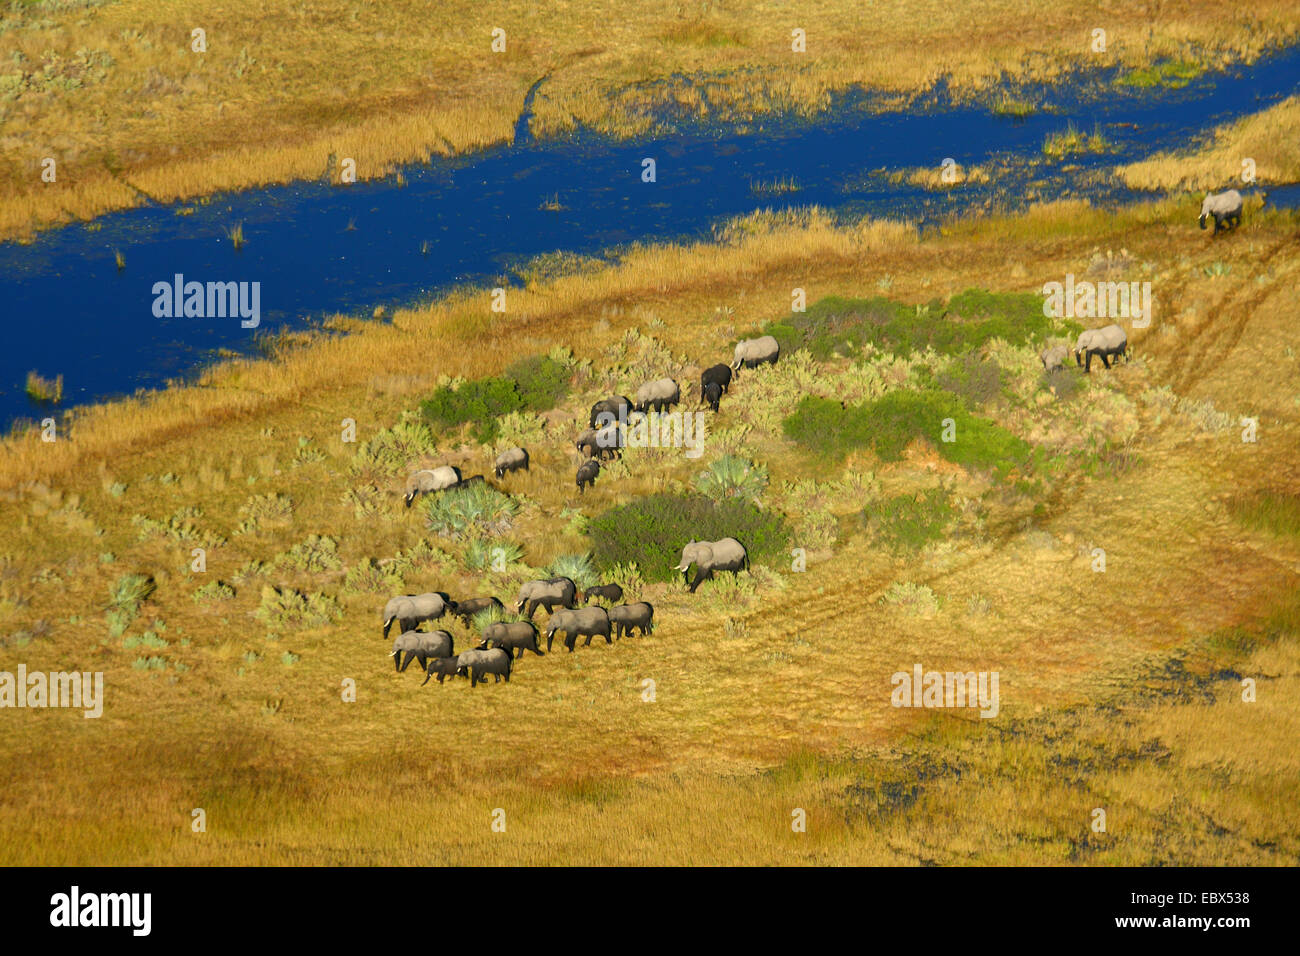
[698,545,714,564]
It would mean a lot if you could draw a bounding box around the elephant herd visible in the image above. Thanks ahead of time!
[1040,323,1130,375]
[383,579,657,689]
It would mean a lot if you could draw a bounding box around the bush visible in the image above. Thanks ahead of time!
[192,581,236,602]
[867,488,957,553]
[275,534,343,573]
[425,482,519,539]
[934,353,1005,410]
[694,455,769,502]
[545,553,601,590]
[107,573,156,637]
[783,389,1034,477]
[351,420,438,475]
[341,559,403,594]
[462,538,525,573]
[1227,491,1300,541]
[587,493,788,582]
[255,586,341,629]
[755,289,1068,362]
[420,355,569,444]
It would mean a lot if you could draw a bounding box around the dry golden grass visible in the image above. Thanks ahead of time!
[3,0,1298,239]
[1,198,1298,864]
[1119,96,1300,191]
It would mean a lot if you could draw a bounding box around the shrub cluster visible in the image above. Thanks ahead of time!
[587,493,788,582]
[420,355,569,444]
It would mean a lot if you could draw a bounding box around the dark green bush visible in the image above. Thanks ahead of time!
[935,353,1005,409]
[783,389,1034,477]
[420,355,569,443]
[587,493,789,582]
[865,488,957,553]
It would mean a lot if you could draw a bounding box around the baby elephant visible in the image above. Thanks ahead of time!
[391,629,454,673]
[582,583,624,605]
[700,363,732,395]
[421,656,461,686]
[456,648,512,688]
[702,380,723,412]
[609,602,654,638]
[479,620,543,659]
[576,458,600,494]
[1040,344,1069,372]
[494,447,529,479]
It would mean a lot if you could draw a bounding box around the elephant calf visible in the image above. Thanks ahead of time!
[582,583,623,605]
[702,380,723,412]
[701,363,732,394]
[676,538,748,593]
[391,629,454,673]
[545,607,612,652]
[456,648,512,687]
[1040,344,1069,372]
[421,656,461,686]
[479,621,543,659]
[576,458,600,494]
[609,602,654,638]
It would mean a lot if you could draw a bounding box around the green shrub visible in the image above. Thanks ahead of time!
[123,631,168,650]
[1041,367,1083,400]
[934,353,1005,410]
[192,580,236,602]
[425,482,519,539]
[255,586,341,629]
[420,355,569,444]
[462,538,525,573]
[545,553,601,590]
[341,558,403,594]
[107,572,155,637]
[867,488,957,553]
[783,389,1033,477]
[276,534,343,573]
[694,455,769,502]
[351,420,439,475]
[754,289,1066,363]
[587,493,788,582]
[1227,492,1300,541]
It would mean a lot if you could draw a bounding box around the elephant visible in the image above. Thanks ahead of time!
[1200,189,1243,234]
[634,378,681,414]
[576,458,600,494]
[382,592,457,638]
[608,602,654,638]
[454,648,512,687]
[478,621,543,659]
[545,606,612,652]
[1073,324,1129,373]
[701,363,732,394]
[675,538,748,593]
[732,335,779,370]
[390,629,454,673]
[454,596,504,626]
[576,422,621,460]
[421,656,461,686]
[582,583,623,605]
[702,380,723,412]
[494,447,529,479]
[1040,344,1069,372]
[589,395,633,429]
[516,578,577,618]
[404,466,461,507]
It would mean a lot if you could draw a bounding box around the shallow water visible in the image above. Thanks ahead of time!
[1,49,1297,428]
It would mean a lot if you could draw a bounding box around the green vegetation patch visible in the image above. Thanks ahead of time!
[760,289,1061,362]
[1117,59,1203,89]
[1227,491,1300,541]
[866,488,958,553]
[587,493,788,582]
[420,355,569,444]
[783,389,1034,477]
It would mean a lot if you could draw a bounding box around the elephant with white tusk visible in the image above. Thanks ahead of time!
[1073,324,1129,373]
[516,578,577,618]
[404,466,461,507]
[1199,189,1243,234]
[675,538,748,593]
[478,620,543,659]
[390,629,454,673]
[382,592,457,638]
[494,447,529,480]
[454,648,512,687]
[545,606,612,652]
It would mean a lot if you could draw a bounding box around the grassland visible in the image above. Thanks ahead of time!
[1,194,1297,864]
[3,0,1299,240]
[1118,95,1300,190]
